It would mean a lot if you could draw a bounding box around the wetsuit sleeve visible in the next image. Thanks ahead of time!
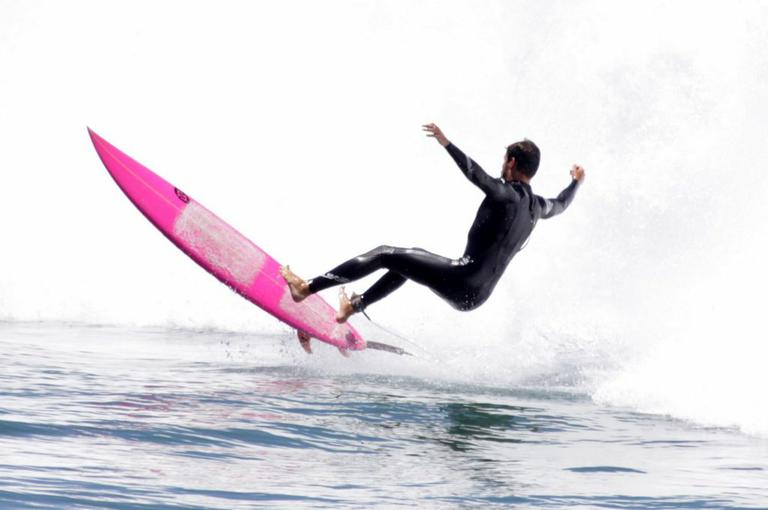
[538,179,581,219]
[445,143,507,198]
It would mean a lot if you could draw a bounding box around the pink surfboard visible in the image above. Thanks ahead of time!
[88,128,405,355]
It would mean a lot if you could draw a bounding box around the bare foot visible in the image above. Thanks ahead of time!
[280,265,310,302]
[297,330,312,354]
[335,287,357,323]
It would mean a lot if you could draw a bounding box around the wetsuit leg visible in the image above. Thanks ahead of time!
[307,245,462,309]
[307,245,395,292]
[356,271,407,308]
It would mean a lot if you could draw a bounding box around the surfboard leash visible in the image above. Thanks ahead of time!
[356,309,439,360]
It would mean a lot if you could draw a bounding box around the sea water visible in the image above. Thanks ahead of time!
[1,321,766,509]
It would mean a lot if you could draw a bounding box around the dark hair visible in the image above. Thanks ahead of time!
[506,139,540,178]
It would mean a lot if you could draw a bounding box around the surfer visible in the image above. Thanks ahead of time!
[282,123,585,323]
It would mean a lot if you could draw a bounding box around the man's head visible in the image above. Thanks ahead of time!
[503,139,540,182]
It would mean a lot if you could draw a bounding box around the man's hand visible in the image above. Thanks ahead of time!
[422,123,450,147]
[570,164,586,183]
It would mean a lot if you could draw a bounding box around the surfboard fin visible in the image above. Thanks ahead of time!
[297,331,409,356]
[365,341,412,356]
[297,330,312,354]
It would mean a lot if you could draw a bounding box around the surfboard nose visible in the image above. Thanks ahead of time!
[87,127,100,143]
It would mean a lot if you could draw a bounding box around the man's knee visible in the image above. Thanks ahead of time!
[354,245,398,267]
[362,245,396,258]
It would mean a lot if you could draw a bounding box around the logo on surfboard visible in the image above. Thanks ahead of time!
[174,187,190,203]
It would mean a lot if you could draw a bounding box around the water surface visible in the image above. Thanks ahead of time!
[1,322,766,509]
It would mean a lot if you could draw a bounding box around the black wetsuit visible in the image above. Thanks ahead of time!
[308,143,581,311]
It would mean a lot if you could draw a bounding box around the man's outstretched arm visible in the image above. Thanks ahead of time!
[422,123,503,196]
[539,165,585,219]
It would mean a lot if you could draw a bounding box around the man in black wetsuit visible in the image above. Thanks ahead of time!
[282,123,585,324]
